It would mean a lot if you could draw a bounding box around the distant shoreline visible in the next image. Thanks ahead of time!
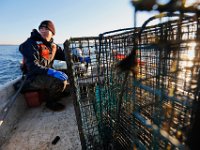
[0,44,19,46]
[0,44,62,46]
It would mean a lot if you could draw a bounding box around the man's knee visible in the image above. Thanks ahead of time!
[28,75,69,93]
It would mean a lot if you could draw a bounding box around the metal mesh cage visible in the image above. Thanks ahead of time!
[64,37,103,149]
[64,13,200,150]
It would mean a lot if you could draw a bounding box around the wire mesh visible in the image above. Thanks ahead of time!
[64,37,103,149]
[64,13,200,150]
[132,14,200,149]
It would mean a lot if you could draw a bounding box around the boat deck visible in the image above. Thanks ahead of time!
[1,95,81,150]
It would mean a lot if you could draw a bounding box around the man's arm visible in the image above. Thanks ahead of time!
[19,40,48,75]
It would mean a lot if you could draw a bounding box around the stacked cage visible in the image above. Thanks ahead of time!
[96,14,200,149]
[131,14,200,149]
[64,13,200,149]
[96,28,138,150]
[64,37,103,149]
[64,28,136,149]
[100,14,200,149]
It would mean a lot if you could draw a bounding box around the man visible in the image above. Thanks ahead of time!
[19,20,68,111]
[72,47,91,69]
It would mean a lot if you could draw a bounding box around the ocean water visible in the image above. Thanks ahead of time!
[0,45,22,87]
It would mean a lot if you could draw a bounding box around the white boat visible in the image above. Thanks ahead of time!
[0,77,81,149]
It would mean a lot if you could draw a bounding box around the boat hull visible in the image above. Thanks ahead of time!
[0,77,27,146]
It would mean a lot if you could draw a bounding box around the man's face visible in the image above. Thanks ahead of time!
[39,27,53,41]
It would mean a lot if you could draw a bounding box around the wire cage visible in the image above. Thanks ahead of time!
[129,14,200,150]
[64,36,104,149]
[64,13,200,150]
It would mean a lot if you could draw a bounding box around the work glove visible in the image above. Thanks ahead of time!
[79,56,91,63]
[47,68,68,81]
[84,56,91,63]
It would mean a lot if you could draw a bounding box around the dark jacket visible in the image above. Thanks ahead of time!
[19,29,65,79]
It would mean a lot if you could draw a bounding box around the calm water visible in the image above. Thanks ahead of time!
[0,45,22,87]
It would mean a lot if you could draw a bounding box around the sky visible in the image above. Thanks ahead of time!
[0,0,156,45]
